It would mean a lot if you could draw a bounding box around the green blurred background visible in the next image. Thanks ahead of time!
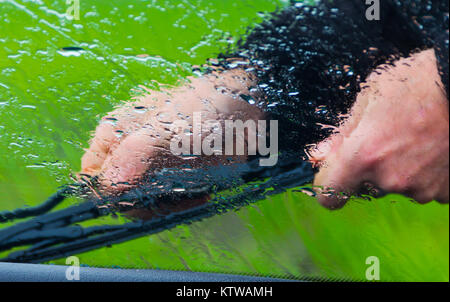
[0,0,448,281]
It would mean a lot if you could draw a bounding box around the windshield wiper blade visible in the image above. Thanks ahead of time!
[0,187,76,224]
[0,157,313,263]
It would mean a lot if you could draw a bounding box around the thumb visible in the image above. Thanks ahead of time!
[311,134,370,209]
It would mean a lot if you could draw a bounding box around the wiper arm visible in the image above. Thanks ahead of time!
[0,156,313,264]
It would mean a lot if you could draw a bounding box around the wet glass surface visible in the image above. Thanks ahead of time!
[0,0,448,281]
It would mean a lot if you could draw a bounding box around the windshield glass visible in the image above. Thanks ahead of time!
[0,0,448,282]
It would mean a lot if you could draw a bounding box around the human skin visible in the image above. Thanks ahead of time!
[80,67,264,193]
[81,49,449,209]
[309,49,449,208]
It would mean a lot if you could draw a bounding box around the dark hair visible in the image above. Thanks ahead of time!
[226,0,449,152]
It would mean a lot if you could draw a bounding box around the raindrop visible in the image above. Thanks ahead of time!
[293,187,316,197]
[103,117,118,126]
[134,106,148,113]
[114,130,124,138]
[61,46,84,51]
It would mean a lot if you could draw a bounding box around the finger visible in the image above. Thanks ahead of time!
[98,126,164,193]
[80,121,118,176]
[80,94,169,177]
[313,160,362,209]
[312,132,371,209]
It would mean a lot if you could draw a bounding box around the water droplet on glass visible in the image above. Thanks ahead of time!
[134,106,148,113]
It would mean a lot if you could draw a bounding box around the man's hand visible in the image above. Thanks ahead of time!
[81,49,449,209]
[309,49,449,208]
[80,68,262,193]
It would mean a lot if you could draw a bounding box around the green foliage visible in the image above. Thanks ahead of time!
[0,0,448,281]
